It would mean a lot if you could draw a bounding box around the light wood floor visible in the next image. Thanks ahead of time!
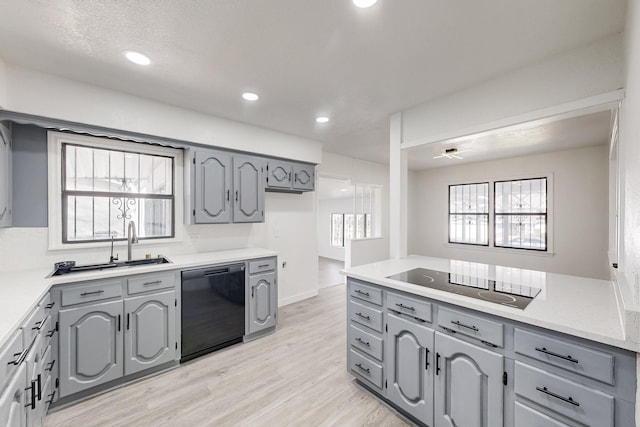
[318,256,344,289]
[45,284,409,427]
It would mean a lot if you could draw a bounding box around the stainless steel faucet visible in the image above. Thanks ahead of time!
[127,221,139,261]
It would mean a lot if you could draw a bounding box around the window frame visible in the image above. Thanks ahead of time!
[493,177,548,252]
[330,212,372,247]
[47,131,184,250]
[448,181,490,247]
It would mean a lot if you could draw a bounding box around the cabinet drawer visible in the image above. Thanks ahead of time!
[127,272,175,295]
[387,292,432,322]
[514,361,613,427]
[21,303,45,348]
[0,329,24,386]
[40,292,55,312]
[514,401,569,427]
[437,307,503,347]
[514,328,614,385]
[349,349,383,389]
[348,300,383,333]
[39,314,54,354]
[348,280,382,306]
[349,324,383,361]
[61,279,122,306]
[249,258,276,274]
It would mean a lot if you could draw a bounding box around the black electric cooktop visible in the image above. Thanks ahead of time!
[386,268,541,309]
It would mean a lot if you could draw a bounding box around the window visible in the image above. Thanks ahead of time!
[494,178,547,251]
[48,131,183,248]
[448,182,489,245]
[330,213,372,247]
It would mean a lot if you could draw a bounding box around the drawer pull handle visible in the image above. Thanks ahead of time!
[535,347,579,363]
[536,386,580,407]
[80,290,104,296]
[355,337,370,347]
[47,390,56,405]
[8,349,28,366]
[25,380,36,409]
[45,302,55,309]
[355,312,371,321]
[143,280,162,286]
[395,303,416,312]
[46,328,56,338]
[355,363,370,374]
[46,359,56,372]
[354,289,370,297]
[32,320,44,331]
[451,320,479,332]
[258,264,270,268]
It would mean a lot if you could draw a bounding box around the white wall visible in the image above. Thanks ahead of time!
[401,35,623,147]
[317,197,352,261]
[346,237,389,269]
[622,0,640,304]
[409,145,610,279]
[0,55,7,109]
[4,66,322,164]
[0,67,322,306]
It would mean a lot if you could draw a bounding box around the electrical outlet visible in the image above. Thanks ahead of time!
[282,261,287,269]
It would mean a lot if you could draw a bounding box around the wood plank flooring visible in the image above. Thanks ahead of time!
[318,256,344,289]
[45,284,409,427]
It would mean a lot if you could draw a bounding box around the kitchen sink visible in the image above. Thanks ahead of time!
[51,257,171,276]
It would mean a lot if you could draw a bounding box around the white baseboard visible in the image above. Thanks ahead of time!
[279,289,319,307]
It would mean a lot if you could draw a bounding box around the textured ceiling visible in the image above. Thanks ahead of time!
[0,0,627,165]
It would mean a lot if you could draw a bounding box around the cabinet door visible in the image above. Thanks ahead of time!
[434,332,503,427]
[233,156,265,223]
[0,362,27,427]
[59,300,123,397]
[248,272,277,334]
[193,150,232,224]
[124,291,176,376]
[0,123,11,228]
[292,163,314,191]
[386,314,435,425]
[266,160,293,189]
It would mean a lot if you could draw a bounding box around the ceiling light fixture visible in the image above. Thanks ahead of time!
[316,116,330,123]
[353,0,378,8]
[242,92,259,101]
[433,147,472,160]
[124,50,151,66]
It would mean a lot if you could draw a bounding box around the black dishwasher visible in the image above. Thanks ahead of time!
[181,263,245,362]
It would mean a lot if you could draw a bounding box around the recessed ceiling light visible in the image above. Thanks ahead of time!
[316,116,330,123]
[353,0,378,8]
[242,92,259,101]
[124,50,151,66]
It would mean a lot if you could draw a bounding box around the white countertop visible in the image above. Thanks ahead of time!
[343,255,639,353]
[0,248,277,348]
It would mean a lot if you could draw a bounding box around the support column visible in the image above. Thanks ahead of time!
[389,112,407,259]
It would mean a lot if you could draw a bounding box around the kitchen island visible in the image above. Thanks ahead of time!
[343,255,640,427]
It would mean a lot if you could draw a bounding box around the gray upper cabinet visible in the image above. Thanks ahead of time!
[124,291,176,376]
[0,122,12,228]
[292,163,314,191]
[434,332,503,427]
[0,362,27,427]
[59,300,124,397]
[265,159,315,192]
[248,272,277,334]
[193,150,232,224]
[233,155,264,223]
[265,159,293,189]
[386,313,435,426]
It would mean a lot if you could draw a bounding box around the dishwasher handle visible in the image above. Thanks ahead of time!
[182,263,245,280]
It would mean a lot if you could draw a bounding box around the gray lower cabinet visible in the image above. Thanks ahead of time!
[434,332,504,427]
[386,313,435,425]
[0,363,27,427]
[193,149,232,224]
[233,155,264,223]
[248,272,277,334]
[59,300,124,397]
[124,291,176,376]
